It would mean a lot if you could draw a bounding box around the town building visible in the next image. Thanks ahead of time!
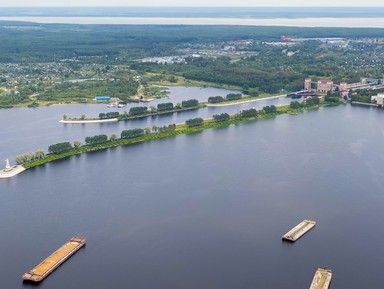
[317,80,335,95]
[304,78,312,91]
[371,93,384,107]
[339,82,349,99]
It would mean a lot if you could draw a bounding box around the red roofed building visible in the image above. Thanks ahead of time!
[317,80,335,95]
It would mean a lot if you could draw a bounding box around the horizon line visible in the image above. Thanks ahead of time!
[1,6,384,8]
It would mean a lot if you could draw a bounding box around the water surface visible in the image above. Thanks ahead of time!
[1,105,384,289]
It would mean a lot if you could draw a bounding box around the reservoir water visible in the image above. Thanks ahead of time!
[1,104,384,289]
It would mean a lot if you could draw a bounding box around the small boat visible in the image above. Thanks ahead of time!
[107,103,118,108]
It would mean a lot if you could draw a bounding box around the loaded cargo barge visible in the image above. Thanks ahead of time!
[309,268,333,289]
[282,219,316,242]
[22,237,86,282]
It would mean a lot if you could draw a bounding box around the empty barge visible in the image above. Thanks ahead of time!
[22,236,86,282]
[282,219,316,242]
[309,268,332,289]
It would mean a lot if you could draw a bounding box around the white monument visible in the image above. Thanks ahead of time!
[5,159,11,170]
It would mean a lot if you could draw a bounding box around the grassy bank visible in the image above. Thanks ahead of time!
[23,102,331,170]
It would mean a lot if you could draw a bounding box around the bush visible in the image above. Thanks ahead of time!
[244,88,260,97]
[305,97,320,106]
[290,101,302,109]
[213,113,230,122]
[185,117,204,127]
[226,93,242,101]
[208,96,225,103]
[240,109,257,118]
[129,106,148,116]
[99,111,120,119]
[324,95,341,104]
[158,124,177,132]
[15,150,46,165]
[263,105,277,113]
[74,141,82,148]
[157,102,174,111]
[181,99,199,108]
[48,142,73,154]
[121,128,145,139]
[110,134,117,141]
[85,134,108,145]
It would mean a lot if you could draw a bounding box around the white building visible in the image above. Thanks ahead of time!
[371,93,384,107]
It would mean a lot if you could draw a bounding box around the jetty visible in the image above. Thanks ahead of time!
[309,268,332,289]
[59,118,118,124]
[22,237,86,282]
[282,219,316,242]
[0,165,25,179]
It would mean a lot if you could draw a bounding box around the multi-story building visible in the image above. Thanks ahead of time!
[339,82,349,98]
[317,80,335,95]
[304,78,312,91]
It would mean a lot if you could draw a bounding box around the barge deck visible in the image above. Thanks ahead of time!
[22,237,86,282]
[309,268,332,289]
[282,219,316,242]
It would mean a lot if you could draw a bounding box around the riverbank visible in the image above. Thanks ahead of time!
[0,165,25,179]
[206,95,284,107]
[20,101,331,172]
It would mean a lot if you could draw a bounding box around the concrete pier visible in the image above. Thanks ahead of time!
[22,237,86,282]
[309,268,332,289]
[282,219,316,242]
[0,165,25,179]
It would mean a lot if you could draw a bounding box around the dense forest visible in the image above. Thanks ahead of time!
[1,23,384,62]
[0,22,384,106]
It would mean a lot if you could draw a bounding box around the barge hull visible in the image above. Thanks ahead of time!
[282,219,316,242]
[309,268,332,289]
[22,237,86,282]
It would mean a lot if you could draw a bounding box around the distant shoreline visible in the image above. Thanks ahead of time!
[1,16,384,28]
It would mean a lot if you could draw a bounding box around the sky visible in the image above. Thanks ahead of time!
[0,0,383,7]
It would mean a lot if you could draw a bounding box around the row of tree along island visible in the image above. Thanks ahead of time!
[63,99,203,122]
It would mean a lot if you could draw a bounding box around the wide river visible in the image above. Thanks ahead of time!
[2,98,384,289]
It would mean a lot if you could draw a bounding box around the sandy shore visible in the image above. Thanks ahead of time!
[60,118,118,124]
[0,165,26,179]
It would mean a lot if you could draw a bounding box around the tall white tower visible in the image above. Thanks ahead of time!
[5,159,11,170]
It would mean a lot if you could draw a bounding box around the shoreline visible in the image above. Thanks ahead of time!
[206,95,285,107]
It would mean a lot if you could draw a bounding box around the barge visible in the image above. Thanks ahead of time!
[22,236,86,282]
[282,219,316,242]
[309,268,332,289]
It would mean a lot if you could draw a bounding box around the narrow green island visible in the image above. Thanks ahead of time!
[11,97,342,174]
